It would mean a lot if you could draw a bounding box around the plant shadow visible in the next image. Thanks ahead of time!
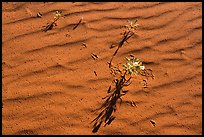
[109,31,137,67]
[90,73,131,133]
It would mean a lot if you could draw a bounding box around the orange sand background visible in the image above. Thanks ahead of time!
[2,2,202,135]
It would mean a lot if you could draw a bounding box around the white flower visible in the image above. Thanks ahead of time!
[133,61,139,66]
[140,65,145,70]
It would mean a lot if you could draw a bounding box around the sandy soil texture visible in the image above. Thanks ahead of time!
[2,2,202,135]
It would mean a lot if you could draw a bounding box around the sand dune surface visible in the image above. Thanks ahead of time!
[2,2,202,135]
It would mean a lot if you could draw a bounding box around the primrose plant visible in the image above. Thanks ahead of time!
[123,56,145,76]
[109,19,140,67]
[110,55,150,80]
[54,11,64,20]
[91,55,153,133]
[125,19,140,32]
[43,11,64,32]
[91,20,153,133]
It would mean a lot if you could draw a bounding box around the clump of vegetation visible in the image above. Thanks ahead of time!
[123,56,146,75]
[125,19,140,32]
[109,19,140,67]
[91,54,154,133]
[91,19,155,133]
[109,55,154,89]
[42,11,64,32]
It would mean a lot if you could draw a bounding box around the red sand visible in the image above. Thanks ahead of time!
[2,2,202,135]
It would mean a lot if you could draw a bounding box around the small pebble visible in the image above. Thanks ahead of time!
[150,120,156,127]
[181,50,185,54]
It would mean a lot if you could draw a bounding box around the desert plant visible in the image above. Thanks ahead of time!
[125,19,140,32]
[42,11,64,32]
[91,55,154,133]
[91,19,153,133]
[122,56,145,75]
[109,55,154,81]
[109,19,140,67]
